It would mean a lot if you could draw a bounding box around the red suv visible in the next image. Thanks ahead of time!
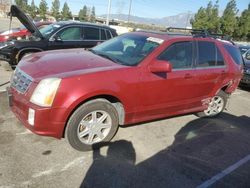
[8,29,243,151]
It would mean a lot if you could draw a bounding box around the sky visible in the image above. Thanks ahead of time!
[30,0,250,18]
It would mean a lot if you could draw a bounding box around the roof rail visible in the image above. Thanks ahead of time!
[166,27,234,45]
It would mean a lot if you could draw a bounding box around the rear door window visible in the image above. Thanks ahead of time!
[106,30,112,39]
[83,27,100,40]
[223,44,243,65]
[216,46,225,66]
[158,41,193,69]
[197,41,225,67]
[101,29,106,40]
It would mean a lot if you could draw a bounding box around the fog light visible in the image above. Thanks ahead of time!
[28,108,35,126]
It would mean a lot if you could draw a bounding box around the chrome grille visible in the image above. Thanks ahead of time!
[11,67,33,93]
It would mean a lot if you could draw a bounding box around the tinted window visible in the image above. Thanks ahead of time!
[58,27,81,41]
[84,27,100,40]
[197,41,216,67]
[224,45,243,65]
[158,41,193,69]
[216,46,225,66]
[101,29,106,40]
[106,30,112,39]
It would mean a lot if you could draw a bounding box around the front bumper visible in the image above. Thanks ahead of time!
[0,44,16,65]
[8,87,66,139]
[0,51,11,62]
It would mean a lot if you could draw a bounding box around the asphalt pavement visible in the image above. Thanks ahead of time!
[0,62,250,188]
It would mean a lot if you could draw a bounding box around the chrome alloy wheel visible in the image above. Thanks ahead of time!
[204,96,224,116]
[77,110,112,145]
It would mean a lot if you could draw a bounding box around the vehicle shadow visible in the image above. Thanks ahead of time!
[238,85,250,92]
[81,113,250,188]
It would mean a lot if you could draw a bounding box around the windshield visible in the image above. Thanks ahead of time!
[39,24,61,38]
[92,33,161,66]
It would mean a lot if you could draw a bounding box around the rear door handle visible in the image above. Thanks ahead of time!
[184,73,192,79]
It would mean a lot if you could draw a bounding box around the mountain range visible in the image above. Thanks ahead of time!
[100,12,195,28]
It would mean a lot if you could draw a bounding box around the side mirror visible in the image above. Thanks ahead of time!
[50,35,62,42]
[148,60,172,73]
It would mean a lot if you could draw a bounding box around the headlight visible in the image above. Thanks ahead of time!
[30,78,61,107]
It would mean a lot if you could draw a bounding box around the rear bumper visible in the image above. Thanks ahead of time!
[8,87,67,139]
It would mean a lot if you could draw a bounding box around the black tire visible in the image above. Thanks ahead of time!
[66,99,119,151]
[11,65,16,70]
[196,90,228,118]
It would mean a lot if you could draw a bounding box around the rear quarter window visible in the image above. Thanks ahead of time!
[223,45,243,65]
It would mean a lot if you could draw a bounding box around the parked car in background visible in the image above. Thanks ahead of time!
[0,21,52,47]
[240,49,250,86]
[0,5,117,69]
[239,45,250,54]
[8,28,242,151]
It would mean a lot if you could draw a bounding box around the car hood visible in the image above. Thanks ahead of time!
[18,49,123,80]
[10,5,43,39]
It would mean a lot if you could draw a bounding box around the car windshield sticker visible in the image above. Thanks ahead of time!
[147,37,164,44]
[54,25,61,28]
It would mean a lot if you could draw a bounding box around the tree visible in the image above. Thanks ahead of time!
[220,0,238,36]
[236,3,250,41]
[51,0,60,20]
[90,6,96,22]
[29,0,37,19]
[15,0,28,11]
[82,5,88,21]
[190,7,207,29]
[78,9,84,21]
[61,2,72,20]
[78,5,87,21]
[191,1,220,32]
[39,0,48,20]
[206,0,221,33]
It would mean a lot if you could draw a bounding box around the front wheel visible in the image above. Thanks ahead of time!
[196,91,228,118]
[66,99,119,151]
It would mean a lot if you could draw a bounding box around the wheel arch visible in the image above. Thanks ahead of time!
[62,94,125,138]
[17,48,43,61]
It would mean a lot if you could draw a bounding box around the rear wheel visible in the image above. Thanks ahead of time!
[197,91,228,117]
[66,99,119,151]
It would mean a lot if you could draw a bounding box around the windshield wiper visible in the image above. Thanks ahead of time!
[91,50,121,64]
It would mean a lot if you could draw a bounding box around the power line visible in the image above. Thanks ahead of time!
[127,0,132,23]
[106,0,111,25]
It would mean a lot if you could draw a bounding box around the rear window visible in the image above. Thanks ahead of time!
[224,45,243,65]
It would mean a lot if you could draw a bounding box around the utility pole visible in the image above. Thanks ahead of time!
[127,0,132,23]
[106,0,111,25]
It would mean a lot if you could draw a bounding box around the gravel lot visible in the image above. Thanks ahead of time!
[0,60,250,188]
[0,17,22,31]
